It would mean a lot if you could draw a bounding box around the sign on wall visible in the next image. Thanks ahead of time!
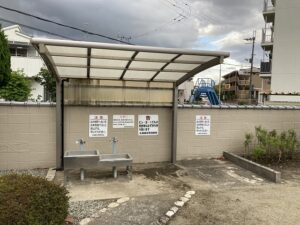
[89,115,108,137]
[195,115,211,136]
[113,115,135,128]
[138,115,159,136]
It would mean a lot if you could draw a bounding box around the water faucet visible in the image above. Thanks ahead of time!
[76,138,86,151]
[110,137,118,154]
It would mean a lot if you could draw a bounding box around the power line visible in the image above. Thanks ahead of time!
[0,4,132,45]
[131,0,190,39]
[132,15,183,39]
[0,17,77,40]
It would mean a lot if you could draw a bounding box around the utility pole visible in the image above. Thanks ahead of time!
[245,31,256,103]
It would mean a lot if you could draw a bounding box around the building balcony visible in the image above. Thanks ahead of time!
[260,61,272,78]
[261,28,274,51]
[263,0,275,23]
[224,76,238,83]
[261,28,274,45]
[238,80,250,86]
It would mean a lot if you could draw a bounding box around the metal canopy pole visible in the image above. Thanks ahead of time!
[171,85,178,164]
[56,79,62,169]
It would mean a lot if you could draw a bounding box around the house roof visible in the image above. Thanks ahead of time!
[1,24,22,32]
[2,24,32,42]
[31,38,230,86]
[223,67,260,78]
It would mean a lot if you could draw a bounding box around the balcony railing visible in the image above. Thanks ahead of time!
[264,0,276,12]
[262,28,274,44]
[260,61,272,73]
[238,80,250,86]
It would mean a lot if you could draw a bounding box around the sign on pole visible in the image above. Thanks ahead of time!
[89,115,108,137]
[195,115,211,136]
[113,115,135,128]
[138,115,159,136]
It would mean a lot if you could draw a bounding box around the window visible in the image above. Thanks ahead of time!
[9,47,16,56]
[16,47,27,57]
[9,46,28,57]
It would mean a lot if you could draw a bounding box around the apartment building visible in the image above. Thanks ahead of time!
[223,68,270,104]
[2,25,45,100]
[261,0,300,102]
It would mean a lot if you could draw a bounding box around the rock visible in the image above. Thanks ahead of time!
[46,168,56,181]
[65,215,74,224]
[166,210,175,217]
[184,194,192,199]
[108,202,119,208]
[186,190,195,195]
[170,206,179,213]
[117,197,130,204]
[174,201,184,207]
[159,216,170,224]
[149,221,162,225]
[99,208,107,213]
[180,197,189,203]
[79,218,92,225]
[90,212,100,218]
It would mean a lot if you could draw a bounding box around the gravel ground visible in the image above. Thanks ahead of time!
[89,193,180,225]
[69,199,114,225]
[0,168,48,177]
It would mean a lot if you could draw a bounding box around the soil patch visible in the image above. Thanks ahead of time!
[135,163,180,180]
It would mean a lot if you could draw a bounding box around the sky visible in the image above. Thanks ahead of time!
[0,0,265,82]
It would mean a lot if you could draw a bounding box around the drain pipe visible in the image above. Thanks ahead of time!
[60,78,69,170]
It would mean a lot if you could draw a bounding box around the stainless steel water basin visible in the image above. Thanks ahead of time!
[99,153,132,167]
[64,150,100,169]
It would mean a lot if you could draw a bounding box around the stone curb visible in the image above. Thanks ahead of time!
[78,197,130,225]
[158,190,196,224]
[223,151,281,183]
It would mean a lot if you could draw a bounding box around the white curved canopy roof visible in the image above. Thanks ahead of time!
[31,38,230,86]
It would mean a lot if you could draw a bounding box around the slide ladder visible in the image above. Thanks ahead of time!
[190,78,220,105]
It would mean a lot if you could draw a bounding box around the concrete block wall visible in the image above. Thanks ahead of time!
[177,108,300,160]
[64,106,172,163]
[0,105,56,169]
[1,103,300,169]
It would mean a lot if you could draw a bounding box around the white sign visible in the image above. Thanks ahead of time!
[195,115,211,136]
[138,115,159,136]
[89,115,108,137]
[113,115,135,128]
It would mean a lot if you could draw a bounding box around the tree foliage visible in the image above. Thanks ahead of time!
[0,70,31,101]
[0,24,11,87]
[34,68,56,101]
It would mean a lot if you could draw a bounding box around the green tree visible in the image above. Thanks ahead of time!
[34,68,56,101]
[0,70,31,101]
[0,24,11,87]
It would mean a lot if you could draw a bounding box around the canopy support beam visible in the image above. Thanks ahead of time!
[87,48,91,79]
[176,56,224,86]
[56,79,62,169]
[150,54,182,81]
[171,85,178,164]
[120,51,139,80]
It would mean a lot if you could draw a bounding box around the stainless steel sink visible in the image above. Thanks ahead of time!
[99,153,132,167]
[64,150,133,181]
[64,150,100,169]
